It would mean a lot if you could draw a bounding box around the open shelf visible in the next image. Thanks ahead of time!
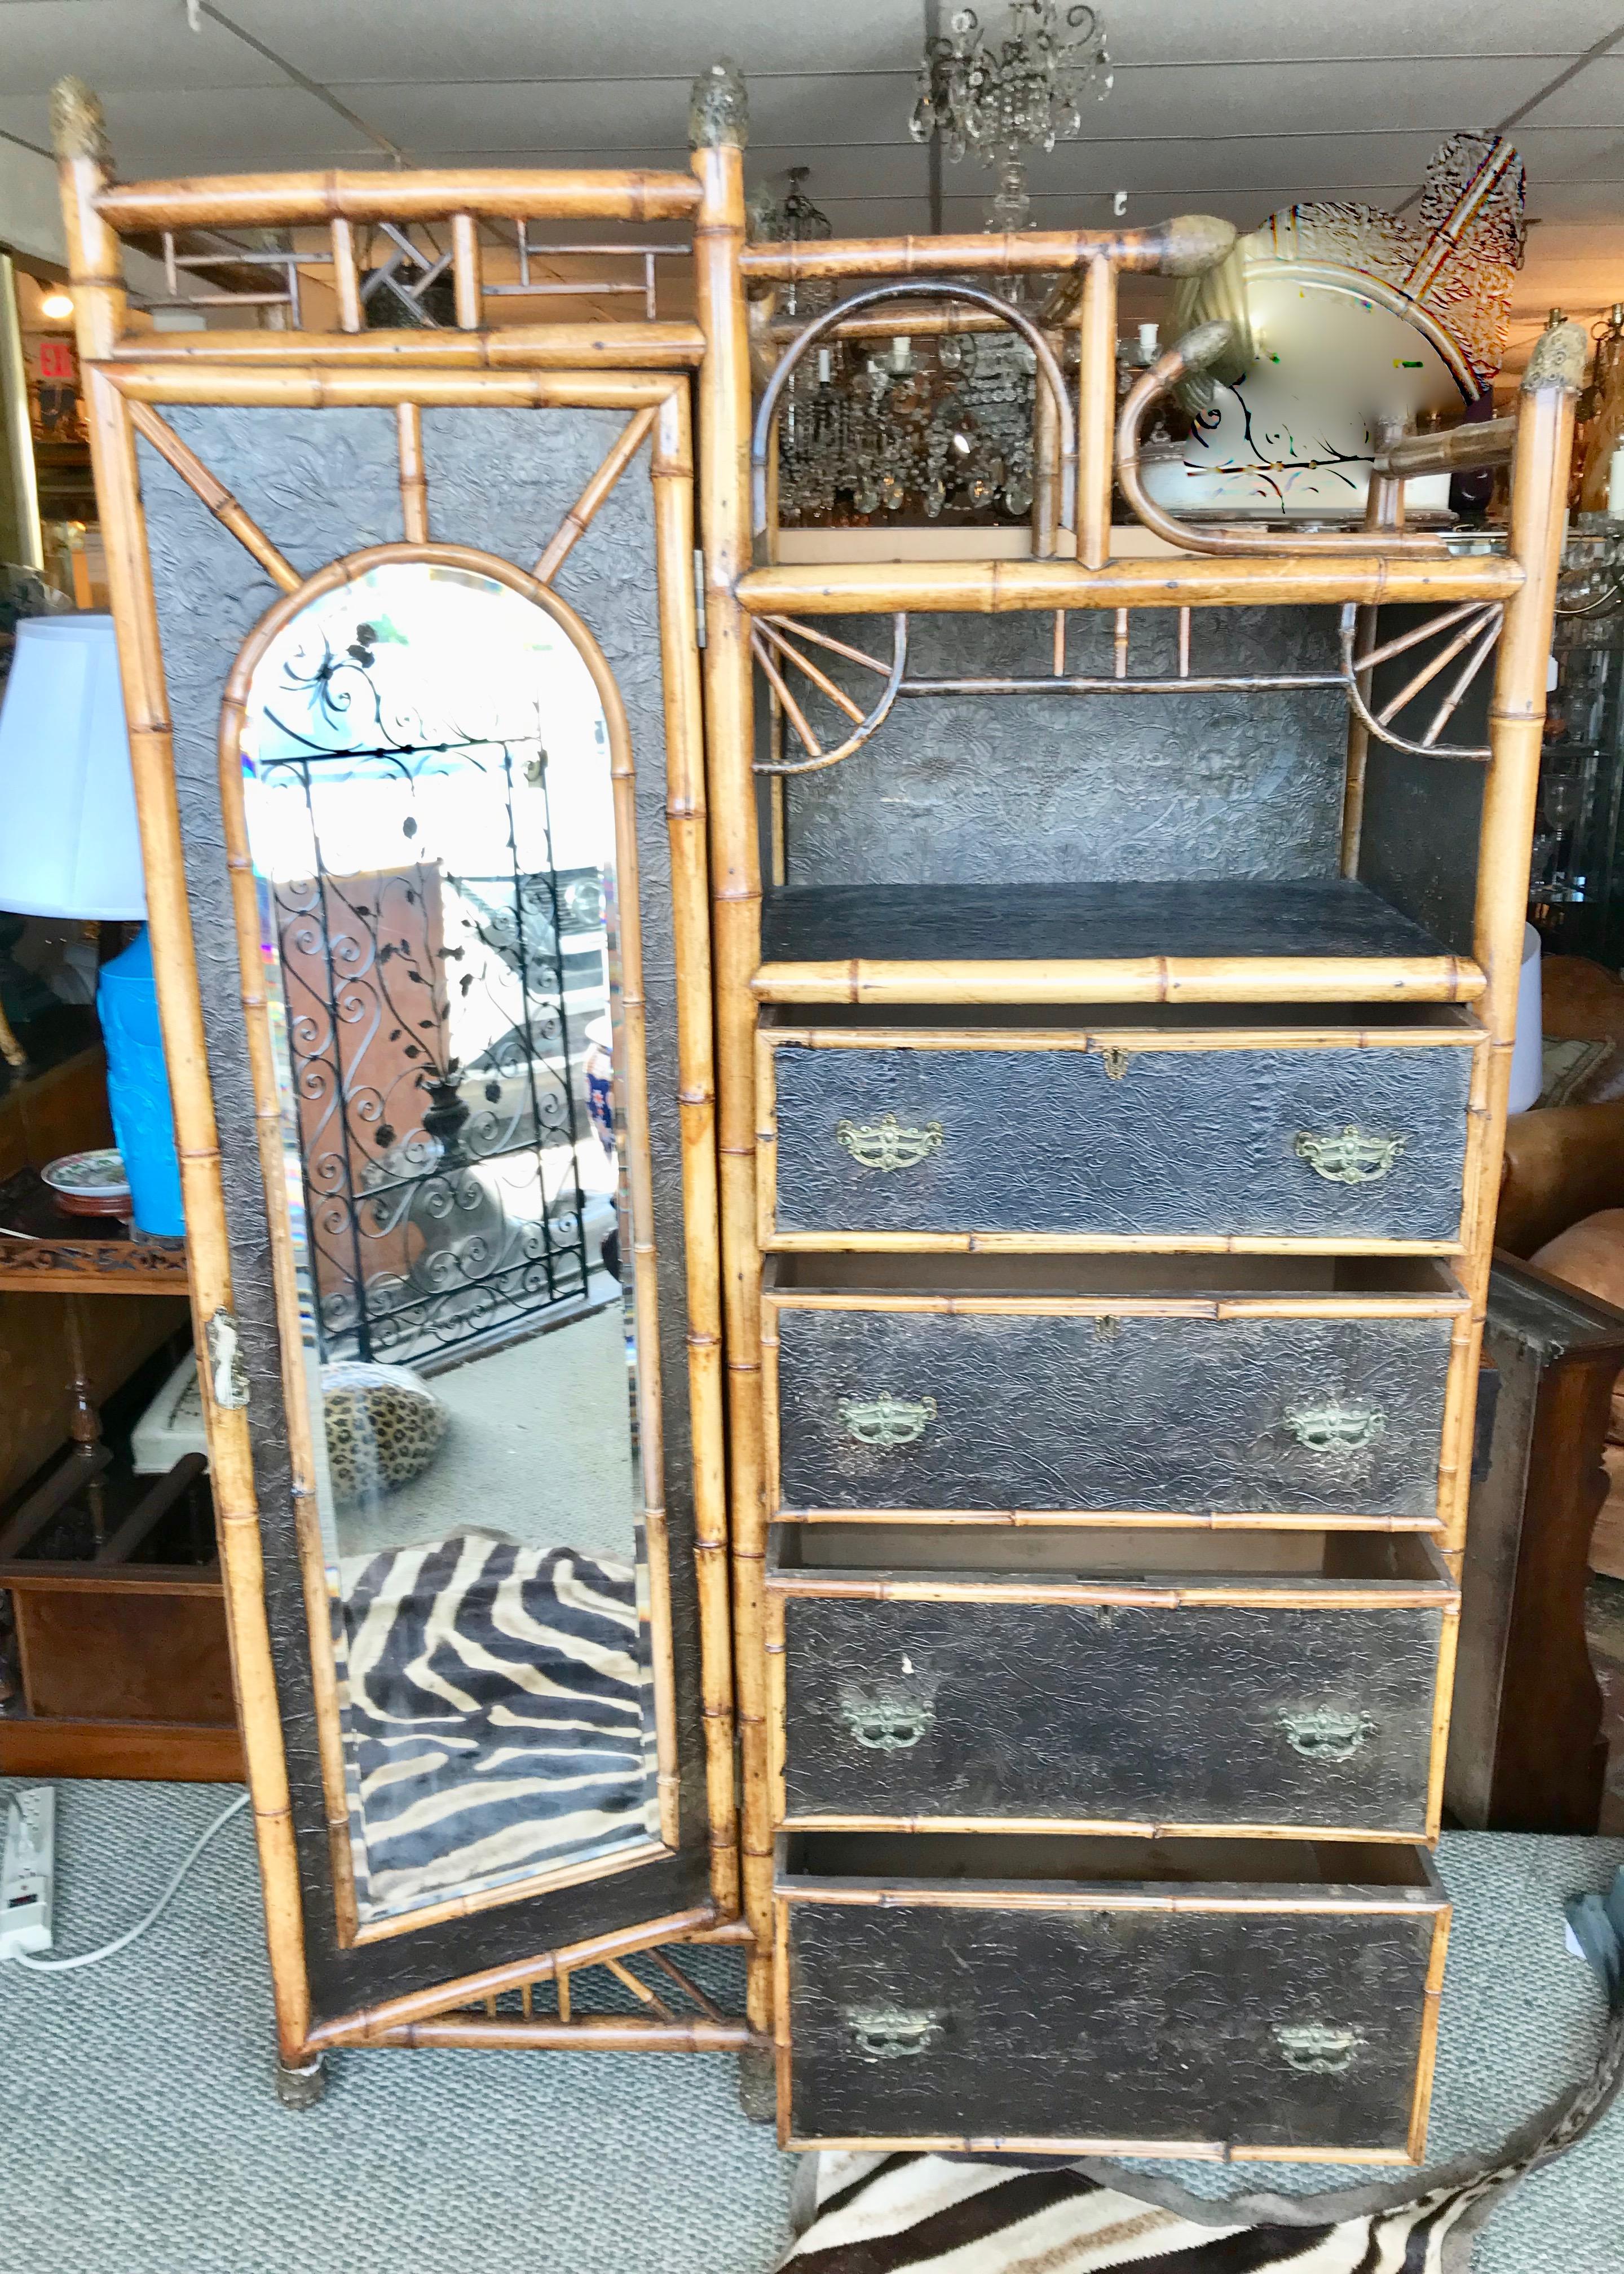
[755,878,1479,1006]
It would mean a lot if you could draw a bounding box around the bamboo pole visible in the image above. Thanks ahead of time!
[650,380,740,1915]
[1031,346,1061,559]
[329,218,363,333]
[1076,257,1116,571]
[373,2016,751,2051]
[734,554,1522,616]
[125,398,302,592]
[303,1902,725,2050]
[112,367,680,410]
[395,403,428,541]
[216,684,360,1942]
[753,954,1483,1007]
[691,60,774,2035]
[450,213,483,330]
[111,323,708,370]
[739,213,1235,283]
[94,168,703,231]
[534,401,659,582]
[51,73,312,2064]
[1445,319,1585,1552]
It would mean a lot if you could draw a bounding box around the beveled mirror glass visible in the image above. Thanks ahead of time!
[239,559,661,1929]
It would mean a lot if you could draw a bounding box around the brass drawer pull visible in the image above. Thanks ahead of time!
[840,1680,937,1751]
[839,1393,937,1448]
[1281,1708,1375,1761]
[836,1113,943,1171]
[1273,2022,1363,2074]
[1293,1125,1408,1184]
[1285,1402,1386,1454]
[847,2006,942,2061]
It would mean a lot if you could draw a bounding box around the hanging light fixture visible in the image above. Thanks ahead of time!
[910,2,1113,241]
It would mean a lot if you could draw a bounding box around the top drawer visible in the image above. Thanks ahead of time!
[758,1007,1480,1251]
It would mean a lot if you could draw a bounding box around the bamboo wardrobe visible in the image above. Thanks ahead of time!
[54,65,1577,2149]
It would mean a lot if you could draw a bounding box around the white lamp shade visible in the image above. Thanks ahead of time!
[0,612,146,920]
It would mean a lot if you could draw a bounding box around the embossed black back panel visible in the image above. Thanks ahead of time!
[139,403,708,2015]
[780,608,1348,887]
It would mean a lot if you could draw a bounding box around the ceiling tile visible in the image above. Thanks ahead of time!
[1109,0,1623,63]
[0,86,374,174]
[1515,52,1624,124]
[0,0,288,92]
[218,0,924,83]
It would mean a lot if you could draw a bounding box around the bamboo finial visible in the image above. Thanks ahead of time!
[1156,214,1238,277]
[1522,314,1587,395]
[689,58,748,152]
[50,76,111,166]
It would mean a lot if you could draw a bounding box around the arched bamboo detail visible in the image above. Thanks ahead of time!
[1339,598,1505,760]
[750,613,908,774]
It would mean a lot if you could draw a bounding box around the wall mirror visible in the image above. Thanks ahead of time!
[237,557,665,1932]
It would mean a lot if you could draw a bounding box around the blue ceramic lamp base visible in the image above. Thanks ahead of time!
[96,925,184,1237]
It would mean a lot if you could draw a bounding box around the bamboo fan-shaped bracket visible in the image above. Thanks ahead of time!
[751,612,908,775]
[1338,598,1503,760]
[750,278,1076,541]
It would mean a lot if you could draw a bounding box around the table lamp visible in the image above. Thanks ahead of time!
[0,612,183,1237]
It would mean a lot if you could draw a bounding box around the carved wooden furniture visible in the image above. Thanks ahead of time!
[1445,1253,1623,1834]
[692,73,1578,2161]
[0,1034,220,1778]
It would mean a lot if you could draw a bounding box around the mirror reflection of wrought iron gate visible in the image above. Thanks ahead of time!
[255,627,603,1373]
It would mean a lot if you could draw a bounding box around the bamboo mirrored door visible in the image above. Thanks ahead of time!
[54,81,745,2082]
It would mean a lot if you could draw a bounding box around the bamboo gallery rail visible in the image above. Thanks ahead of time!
[47,51,1583,2143]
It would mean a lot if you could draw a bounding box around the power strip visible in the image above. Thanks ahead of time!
[1,1786,55,1960]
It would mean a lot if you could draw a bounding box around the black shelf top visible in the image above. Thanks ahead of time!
[760,878,1455,967]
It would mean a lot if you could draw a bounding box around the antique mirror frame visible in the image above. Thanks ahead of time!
[218,543,686,1949]
[55,81,744,2081]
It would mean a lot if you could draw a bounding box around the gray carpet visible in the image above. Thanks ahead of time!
[1,1781,1620,2274]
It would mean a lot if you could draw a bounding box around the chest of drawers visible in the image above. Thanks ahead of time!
[707,289,1578,2160]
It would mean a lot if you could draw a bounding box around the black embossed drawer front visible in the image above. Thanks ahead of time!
[777,1593,1445,1832]
[765,1038,1473,1244]
[773,1303,1455,1519]
[783,1878,1441,2152]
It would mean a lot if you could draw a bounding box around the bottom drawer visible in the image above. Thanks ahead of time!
[778,1832,1448,2160]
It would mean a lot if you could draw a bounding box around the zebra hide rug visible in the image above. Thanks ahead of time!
[332,1535,656,1922]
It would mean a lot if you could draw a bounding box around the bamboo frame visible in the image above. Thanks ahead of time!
[692,80,776,2037]
[111,325,708,369]
[55,83,312,2065]
[753,958,1485,1008]
[735,555,1522,616]
[58,70,743,2060]
[216,537,686,1896]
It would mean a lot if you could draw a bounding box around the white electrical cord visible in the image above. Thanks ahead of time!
[8,1790,249,1972]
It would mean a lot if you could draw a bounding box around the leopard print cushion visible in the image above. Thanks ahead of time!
[320,1361,448,1505]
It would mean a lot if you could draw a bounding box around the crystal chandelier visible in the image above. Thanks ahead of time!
[910,3,1113,237]
[764,162,1042,527]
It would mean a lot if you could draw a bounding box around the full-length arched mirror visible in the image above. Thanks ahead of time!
[236,558,668,1932]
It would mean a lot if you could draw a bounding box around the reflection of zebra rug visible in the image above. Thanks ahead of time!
[332,1536,656,1922]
